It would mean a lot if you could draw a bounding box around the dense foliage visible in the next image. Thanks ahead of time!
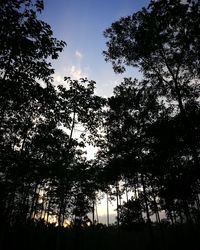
[103,0,200,227]
[0,0,105,229]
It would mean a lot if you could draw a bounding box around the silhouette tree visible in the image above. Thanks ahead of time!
[0,0,107,231]
[97,78,165,224]
[56,77,105,225]
[103,0,200,226]
[103,0,200,171]
[118,198,144,230]
[0,0,66,226]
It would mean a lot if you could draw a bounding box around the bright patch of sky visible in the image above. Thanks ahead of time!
[41,0,150,96]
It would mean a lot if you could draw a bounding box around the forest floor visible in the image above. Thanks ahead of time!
[0,222,200,250]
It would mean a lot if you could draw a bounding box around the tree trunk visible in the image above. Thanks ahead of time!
[140,173,155,249]
[116,183,120,228]
[106,193,109,226]
[141,173,151,223]
[92,200,95,225]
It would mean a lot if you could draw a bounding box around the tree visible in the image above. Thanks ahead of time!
[118,198,144,230]
[0,0,66,226]
[97,78,165,225]
[54,77,105,225]
[0,0,65,82]
[0,0,66,159]
[104,0,200,93]
[146,105,200,224]
[103,0,200,168]
[103,1,200,226]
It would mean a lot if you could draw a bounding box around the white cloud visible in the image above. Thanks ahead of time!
[75,50,83,59]
[69,65,83,79]
[54,72,63,84]
[67,65,90,80]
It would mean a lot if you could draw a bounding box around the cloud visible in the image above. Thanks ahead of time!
[54,73,63,84]
[75,50,83,59]
[51,64,90,87]
[69,65,83,79]
[53,72,71,87]
[67,65,90,80]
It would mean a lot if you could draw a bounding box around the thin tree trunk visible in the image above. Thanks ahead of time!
[125,182,129,203]
[29,182,39,220]
[46,198,51,223]
[141,173,151,223]
[32,185,40,220]
[92,200,95,225]
[116,183,120,228]
[106,193,109,226]
[58,108,76,228]
[168,209,174,225]
[140,173,155,250]
[58,187,64,227]
[95,203,99,224]
[150,177,161,224]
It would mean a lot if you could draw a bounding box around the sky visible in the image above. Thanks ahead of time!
[41,0,150,97]
[40,0,150,223]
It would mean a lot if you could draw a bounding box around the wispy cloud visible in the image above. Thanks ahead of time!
[52,64,90,87]
[75,50,83,59]
[68,65,89,80]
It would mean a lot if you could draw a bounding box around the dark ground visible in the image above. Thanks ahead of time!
[0,222,200,250]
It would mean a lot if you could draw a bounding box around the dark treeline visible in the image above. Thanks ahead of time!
[0,0,200,249]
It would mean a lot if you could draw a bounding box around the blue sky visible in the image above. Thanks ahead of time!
[41,0,150,97]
